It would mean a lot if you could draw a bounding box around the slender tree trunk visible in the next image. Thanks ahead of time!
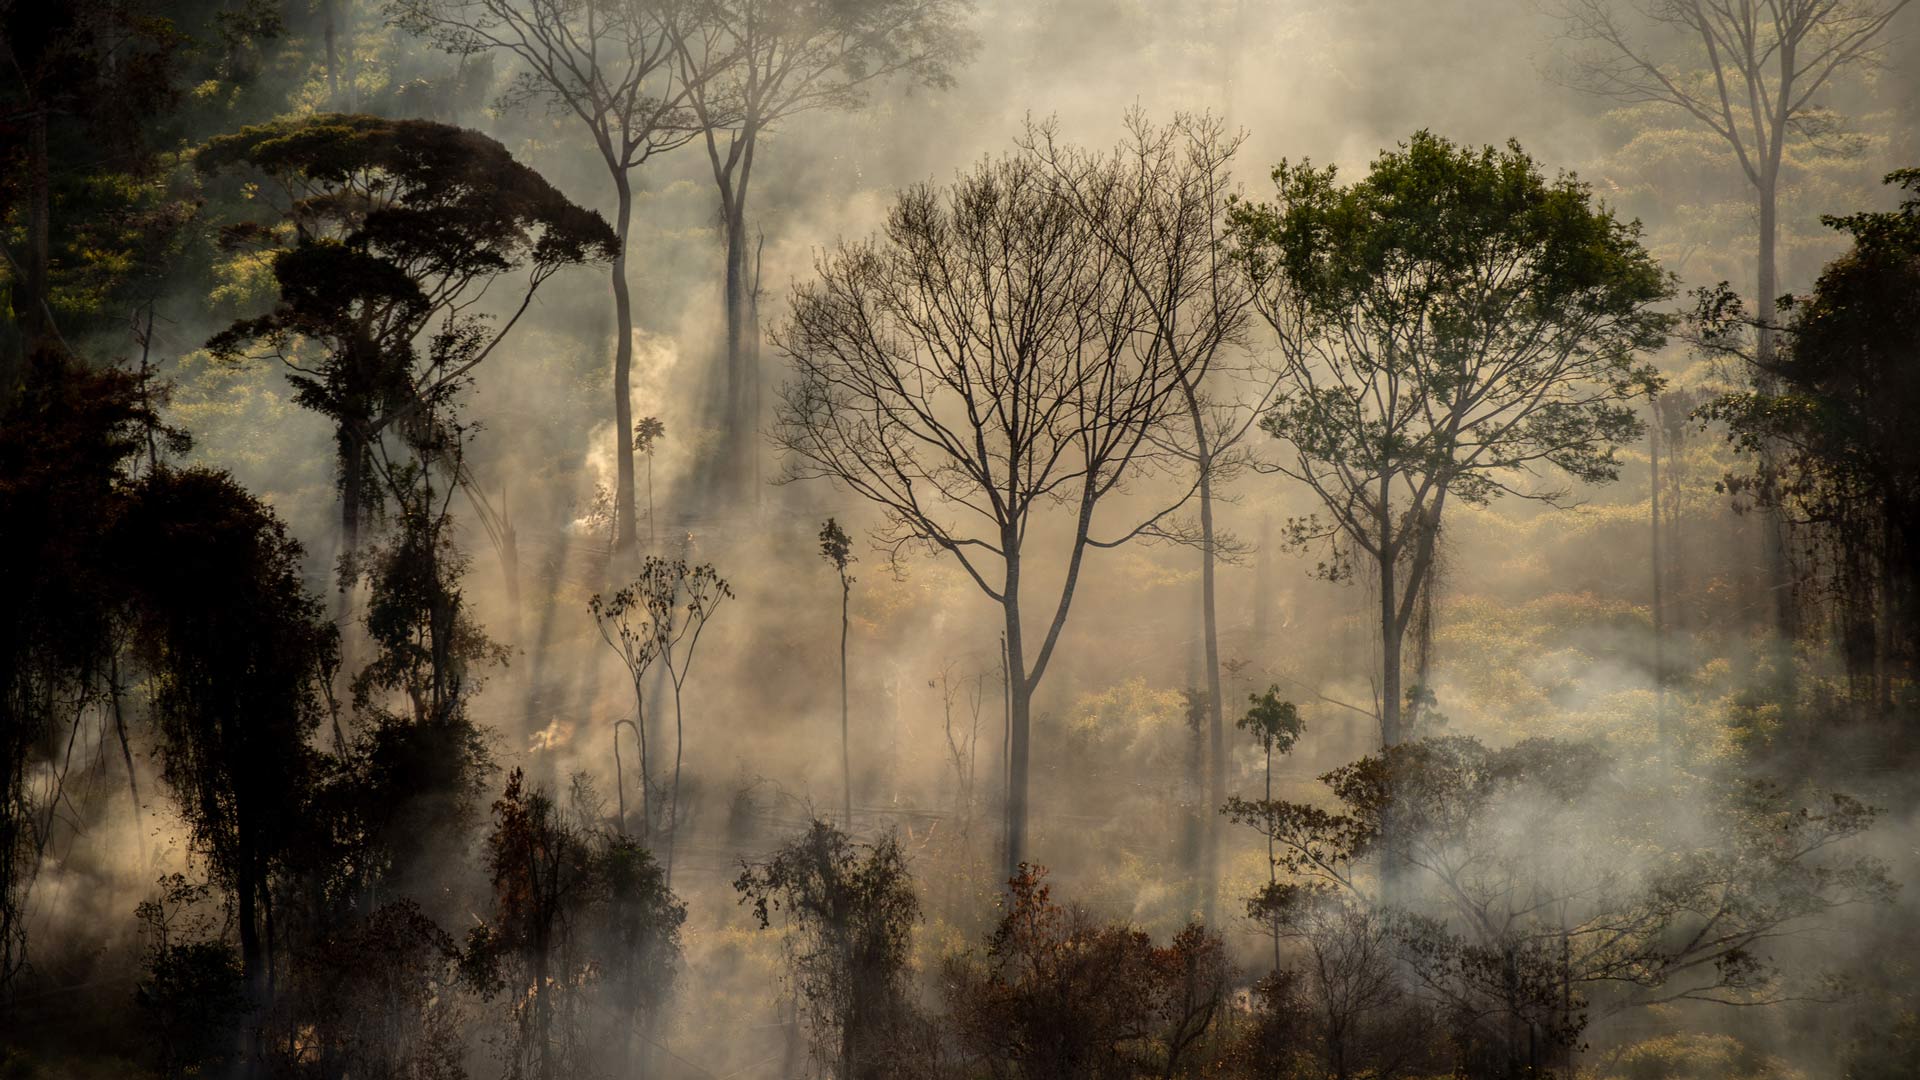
[611,171,639,555]
[1177,372,1225,927]
[665,683,685,884]
[534,923,553,1080]
[340,436,365,567]
[840,577,852,829]
[1652,400,1666,748]
[23,107,51,358]
[323,0,339,105]
[613,721,628,835]
[1378,548,1402,748]
[1265,744,1279,974]
[722,196,756,496]
[1376,536,1407,902]
[1755,171,1800,729]
[1002,555,1030,880]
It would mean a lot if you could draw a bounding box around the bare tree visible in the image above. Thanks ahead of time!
[672,0,977,503]
[1026,111,1260,927]
[391,0,707,555]
[1555,0,1912,648]
[772,138,1216,879]
[587,558,730,881]
[588,583,664,842]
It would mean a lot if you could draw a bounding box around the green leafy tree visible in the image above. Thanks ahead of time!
[1230,131,1672,750]
[1230,686,1303,972]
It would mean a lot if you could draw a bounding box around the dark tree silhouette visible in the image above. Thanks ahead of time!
[0,354,174,993]
[1694,169,1920,723]
[116,467,338,1012]
[199,113,617,568]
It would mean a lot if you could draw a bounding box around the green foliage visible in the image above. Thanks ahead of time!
[736,821,921,1079]
[1237,686,1304,757]
[1234,129,1671,521]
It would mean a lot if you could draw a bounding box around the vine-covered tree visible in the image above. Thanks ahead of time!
[1694,168,1920,720]
[200,113,617,566]
[1230,131,1672,749]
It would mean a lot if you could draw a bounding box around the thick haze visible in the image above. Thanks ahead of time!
[15,0,1919,1076]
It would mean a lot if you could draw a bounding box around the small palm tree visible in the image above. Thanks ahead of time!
[819,518,855,828]
[633,416,666,548]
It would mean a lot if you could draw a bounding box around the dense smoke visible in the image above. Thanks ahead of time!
[3,0,1919,1078]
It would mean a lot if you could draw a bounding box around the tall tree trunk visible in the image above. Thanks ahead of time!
[1253,512,1274,640]
[323,0,339,105]
[1651,400,1666,747]
[1376,540,1406,901]
[840,578,852,828]
[722,196,756,498]
[611,172,639,555]
[22,107,51,358]
[1378,548,1402,748]
[1002,569,1030,882]
[1755,171,1800,724]
[1197,463,1223,928]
